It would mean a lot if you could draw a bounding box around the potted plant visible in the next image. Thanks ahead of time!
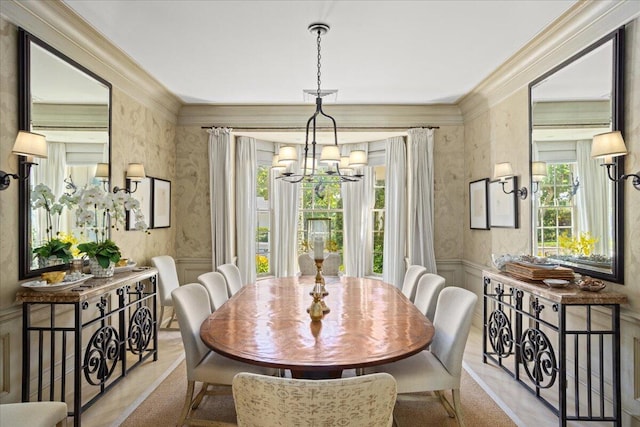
[77,239,122,278]
[33,238,73,267]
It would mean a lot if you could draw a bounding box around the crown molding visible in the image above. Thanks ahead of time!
[178,104,463,128]
[458,0,640,122]
[1,0,182,122]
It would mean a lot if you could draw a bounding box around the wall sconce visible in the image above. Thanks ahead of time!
[531,161,547,193]
[493,162,528,200]
[0,131,48,191]
[591,131,640,190]
[112,163,146,194]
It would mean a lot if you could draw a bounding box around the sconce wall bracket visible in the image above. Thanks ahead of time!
[500,181,528,200]
[0,160,37,191]
[603,164,640,191]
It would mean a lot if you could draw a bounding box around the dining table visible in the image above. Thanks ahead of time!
[199,275,434,379]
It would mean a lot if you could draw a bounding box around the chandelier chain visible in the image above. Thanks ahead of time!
[316,29,322,97]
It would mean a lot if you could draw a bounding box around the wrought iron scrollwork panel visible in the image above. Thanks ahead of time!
[84,326,120,386]
[128,306,154,354]
[487,309,514,358]
[520,328,557,389]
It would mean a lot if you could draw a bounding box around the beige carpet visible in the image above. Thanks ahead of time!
[122,361,515,427]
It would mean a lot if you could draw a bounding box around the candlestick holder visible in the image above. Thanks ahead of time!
[315,258,330,314]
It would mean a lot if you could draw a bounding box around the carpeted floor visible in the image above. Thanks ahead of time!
[122,360,515,427]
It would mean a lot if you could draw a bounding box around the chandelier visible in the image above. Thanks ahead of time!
[275,23,367,183]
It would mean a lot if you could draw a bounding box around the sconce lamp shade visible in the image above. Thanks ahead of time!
[591,131,627,161]
[95,163,109,180]
[320,145,341,164]
[12,131,48,159]
[126,163,146,181]
[348,150,367,167]
[494,162,514,180]
[531,161,547,182]
[278,146,297,164]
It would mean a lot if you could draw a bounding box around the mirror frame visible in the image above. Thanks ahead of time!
[18,28,112,280]
[528,27,625,284]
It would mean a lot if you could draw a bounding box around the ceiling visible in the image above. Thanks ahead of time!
[61,0,576,106]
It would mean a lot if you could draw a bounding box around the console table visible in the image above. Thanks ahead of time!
[482,270,627,427]
[16,268,158,427]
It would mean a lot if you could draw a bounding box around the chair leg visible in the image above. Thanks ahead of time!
[178,380,196,426]
[434,390,456,418]
[192,382,210,409]
[159,306,166,328]
[452,388,465,427]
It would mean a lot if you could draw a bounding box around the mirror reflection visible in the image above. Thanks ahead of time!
[20,30,111,278]
[530,30,624,283]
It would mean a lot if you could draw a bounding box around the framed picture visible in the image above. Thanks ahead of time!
[469,178,489,230]
[126,177,152,230]
[152,178,171,228]
[489,177,519,228]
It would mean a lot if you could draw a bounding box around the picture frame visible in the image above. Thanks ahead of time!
[126,177,152,230]
[469,178,489,230]
[489,177,519,228]
[152,178,171,228]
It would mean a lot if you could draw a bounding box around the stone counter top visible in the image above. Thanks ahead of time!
[15,268,158,303]
[483,269,628,305]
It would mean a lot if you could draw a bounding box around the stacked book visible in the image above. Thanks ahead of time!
[505,262,575,281]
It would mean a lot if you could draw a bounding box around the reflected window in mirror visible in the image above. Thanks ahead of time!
[529,27,624,283]
[19,29,112,279]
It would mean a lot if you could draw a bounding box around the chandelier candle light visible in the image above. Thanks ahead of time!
[275,23,367,183]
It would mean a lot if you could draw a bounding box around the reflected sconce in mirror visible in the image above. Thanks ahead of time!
[95,162,110,191]
[0,131,48,191]
[531,161,547,193]
[494,162,528,200]
[112,163,146,194]
[591,131,640,191]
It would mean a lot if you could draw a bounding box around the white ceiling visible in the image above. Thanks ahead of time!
[62,0,576,105]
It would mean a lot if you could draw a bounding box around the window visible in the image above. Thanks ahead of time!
[535,163,577,257]
[372,166,386,275]
[256,165,271,275]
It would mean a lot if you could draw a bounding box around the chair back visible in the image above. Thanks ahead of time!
[171,283,213,380]
[151,255,180,306]
[401,265,427,301]
[323,253,341,276]
[430,287,477,377]
[217,263,243,297]
[197,271,229,310]
[233,372,397,427]
[413,273,446,320]
[298,253,316,275]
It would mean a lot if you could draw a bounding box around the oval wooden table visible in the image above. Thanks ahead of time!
[200,276,434,378]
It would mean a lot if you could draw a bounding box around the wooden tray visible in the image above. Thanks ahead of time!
[505,262,574,281]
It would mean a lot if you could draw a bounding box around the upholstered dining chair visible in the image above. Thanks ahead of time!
[171,283,275,426]
[151,255,181,329]
[217,263,243,297]
[413,273,446,321]
[373,287,477,427]
[297,253,316,276]
[401,264,427,302]
[197,271,229,311]
[232,372,398,427]
[0,401,68,427]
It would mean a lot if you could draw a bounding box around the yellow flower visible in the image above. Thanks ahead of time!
[57,231,81,258]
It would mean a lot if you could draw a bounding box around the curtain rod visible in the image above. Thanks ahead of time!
[200,125,440,131]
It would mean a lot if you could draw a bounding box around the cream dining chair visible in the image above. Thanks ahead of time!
[400,264,427,302]
[0,401,68,427]
[197,271,229,310]
[413,273,446,321]
[373,287,477,427]
[171,283,275,426]
[217,263,243,297]
[151,255,181,329]
[232,372,397,427]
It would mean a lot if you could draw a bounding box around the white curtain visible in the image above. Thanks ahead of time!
[407,128,437,273]
[575,140,610,255]
[271,144,300,277]
[208,128,235,269]
[236,136,257,284]
[342,143,374,277]
[383,136,407,288]
[32,142,67,244]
